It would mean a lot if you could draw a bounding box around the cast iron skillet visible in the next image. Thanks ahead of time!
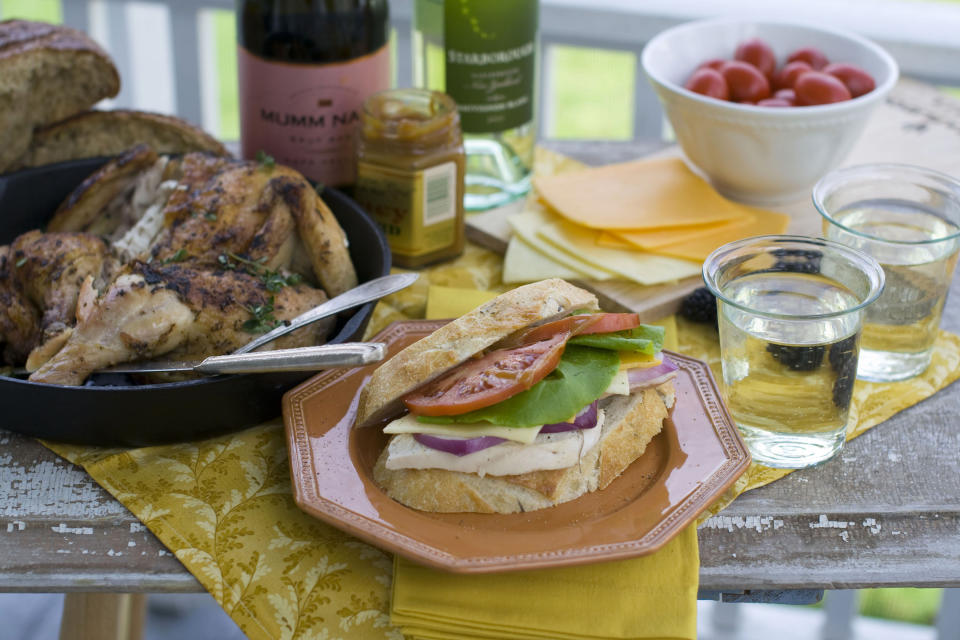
[0,157,390,446]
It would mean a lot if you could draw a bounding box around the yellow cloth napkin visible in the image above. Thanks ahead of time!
[388,289,693,640]
[390,527,698,640]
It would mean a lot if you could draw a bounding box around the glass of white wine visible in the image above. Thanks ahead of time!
[704,236,885,469]
[814,164,960,382]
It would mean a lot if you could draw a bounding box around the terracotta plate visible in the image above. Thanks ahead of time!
[283,319,750,573]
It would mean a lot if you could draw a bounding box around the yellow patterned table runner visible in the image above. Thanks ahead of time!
[40,147,960,639]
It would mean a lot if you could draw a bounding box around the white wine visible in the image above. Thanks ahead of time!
[825,203,960,381]
[237,0,391,187]
[412,0,537,210]
[720,271,862,468]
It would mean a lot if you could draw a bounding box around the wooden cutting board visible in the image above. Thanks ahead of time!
[465,78,960,320]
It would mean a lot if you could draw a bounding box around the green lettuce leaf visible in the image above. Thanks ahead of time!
[567,324,665,354]
[417,345,620,428]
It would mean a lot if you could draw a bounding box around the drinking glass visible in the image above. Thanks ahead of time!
[704,236,885,469]
[814,164,960,382]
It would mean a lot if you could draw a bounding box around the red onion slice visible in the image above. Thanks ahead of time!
[627,358,679,391]
[539,401,599,434]
[413,433,506,456]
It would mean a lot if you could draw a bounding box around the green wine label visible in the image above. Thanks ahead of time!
[443,0,537,133]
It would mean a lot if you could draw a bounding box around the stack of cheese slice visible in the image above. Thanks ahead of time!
[503,156,790,285]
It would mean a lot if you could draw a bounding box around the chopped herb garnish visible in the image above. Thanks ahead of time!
[242,296,282,334]
[14,257,27,268]
[256,150,275,171]
[162,248,189,264]
[218,251,303,292]
[204,211,218,221]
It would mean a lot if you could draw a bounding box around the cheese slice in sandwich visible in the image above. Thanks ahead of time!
[357,279,678,514]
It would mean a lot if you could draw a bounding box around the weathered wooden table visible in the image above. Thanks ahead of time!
[2,80,960,635]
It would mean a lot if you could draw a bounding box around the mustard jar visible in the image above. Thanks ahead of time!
[354,88,466,268]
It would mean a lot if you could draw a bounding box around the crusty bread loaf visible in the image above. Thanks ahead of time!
[13,109,230,170]
[372,383,674,513]
[355,279,599,427]
[0,20,119,172]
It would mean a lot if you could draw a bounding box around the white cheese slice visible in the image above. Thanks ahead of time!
[502,235,586,284]
[508,210,619,281]
[385,410,606,476]
[603,369,630,396]
[384,413,542,444]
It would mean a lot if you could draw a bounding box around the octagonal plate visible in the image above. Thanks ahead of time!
[282,319,750,573]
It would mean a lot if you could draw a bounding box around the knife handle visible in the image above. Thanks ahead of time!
[194,343,386,375]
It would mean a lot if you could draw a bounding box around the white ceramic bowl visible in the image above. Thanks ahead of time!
[641,19,899,204]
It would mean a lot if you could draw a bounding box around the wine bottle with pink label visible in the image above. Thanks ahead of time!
[237,0,391,188]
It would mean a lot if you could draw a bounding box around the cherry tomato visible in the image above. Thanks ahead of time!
[734,38,776,79]
[685,68,730,101]
[774,88,797,101]
[774,61,812,89]
[720,61,771,102]
[574,313,640,335]
[757,98,794,107]
[794,71,852,105]
[698,58,727,71]
[404,331,569,416]
[823,63,876,98]
[787,47,829,70]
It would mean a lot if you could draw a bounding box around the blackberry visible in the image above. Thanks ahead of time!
[766,343,825,371]
[829,333,859,410]
[771,248,823,274]
[832,352,858,409]
[829,334,858,372]
[679,287,718,328]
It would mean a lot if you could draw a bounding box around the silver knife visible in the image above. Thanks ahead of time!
[89,343,385,376]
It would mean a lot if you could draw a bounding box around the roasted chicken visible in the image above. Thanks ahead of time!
[0,147,357,385]
[30,261,331,385]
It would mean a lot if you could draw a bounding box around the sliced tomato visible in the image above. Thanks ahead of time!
[404,331,569,416]
[575,312,640,335]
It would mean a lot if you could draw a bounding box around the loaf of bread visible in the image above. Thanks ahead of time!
[372,384,674,514]
[0,20,119,171]
[13,109,230,169]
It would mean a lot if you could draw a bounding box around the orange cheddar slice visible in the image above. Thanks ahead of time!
[619,351,663,370]
[533,157,750,230]
[613,206,790,262]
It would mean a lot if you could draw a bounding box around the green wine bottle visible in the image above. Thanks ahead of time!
[413,0,538,210]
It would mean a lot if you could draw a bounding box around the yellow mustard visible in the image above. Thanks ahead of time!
[355,88,466,268]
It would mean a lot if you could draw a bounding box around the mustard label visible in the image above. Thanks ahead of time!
[355,161,458,257]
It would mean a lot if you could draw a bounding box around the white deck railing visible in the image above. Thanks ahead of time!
[12,1,960,638]
[41,0,960,141]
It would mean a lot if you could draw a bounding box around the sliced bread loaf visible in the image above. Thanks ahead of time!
[0,20,120,171]
[13,109,230,169]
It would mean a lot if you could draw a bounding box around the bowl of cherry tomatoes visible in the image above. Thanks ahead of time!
[641,19,898,204]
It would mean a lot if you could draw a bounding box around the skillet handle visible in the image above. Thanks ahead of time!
[194,343,385,375]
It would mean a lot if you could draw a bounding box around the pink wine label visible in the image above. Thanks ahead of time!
[237,44,390,186]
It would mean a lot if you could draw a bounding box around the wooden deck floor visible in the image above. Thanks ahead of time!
[0,593,935,640]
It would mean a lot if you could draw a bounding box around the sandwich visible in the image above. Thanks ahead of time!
[356,279,679,514]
